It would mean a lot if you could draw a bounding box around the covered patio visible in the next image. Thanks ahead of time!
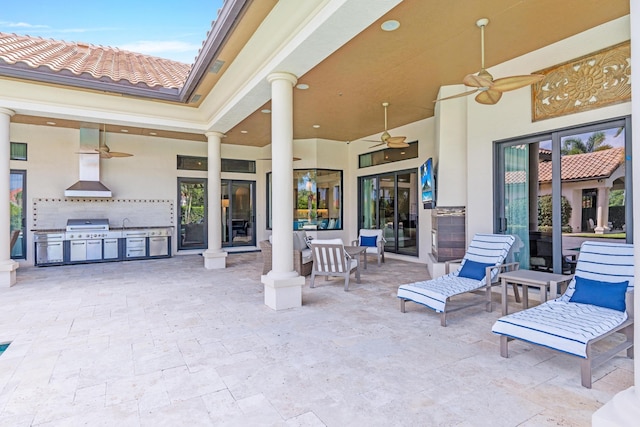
[0,254,631,425]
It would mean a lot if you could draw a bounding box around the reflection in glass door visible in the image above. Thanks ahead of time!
[222,180,255,247]
[358,169,418,256]
[178,178,207,250]
[10,170,26,259]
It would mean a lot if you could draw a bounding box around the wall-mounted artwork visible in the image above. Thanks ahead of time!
[531,41,630,121]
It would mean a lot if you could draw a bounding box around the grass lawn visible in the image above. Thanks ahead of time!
[565,232,626,239]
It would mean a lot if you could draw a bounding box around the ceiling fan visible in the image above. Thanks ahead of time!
[434,18,544,105]
[367,102,409,149]
[96,125,133,159]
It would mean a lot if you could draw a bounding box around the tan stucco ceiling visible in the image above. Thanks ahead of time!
[10,0,630,146]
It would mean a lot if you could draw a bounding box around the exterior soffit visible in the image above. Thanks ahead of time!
[199,0,402,134]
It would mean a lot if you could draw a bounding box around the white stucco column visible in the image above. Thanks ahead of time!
[261,72,304,310]
[594,186,609,234]
[592,2,640,424]
[202,131,228,269]
[0,108,18,286]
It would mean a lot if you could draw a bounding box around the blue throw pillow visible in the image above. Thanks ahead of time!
[458,260,494,281]
[360,235,378,247]
[569,276,628,312]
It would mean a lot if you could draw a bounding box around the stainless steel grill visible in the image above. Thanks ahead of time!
[65,218,119,240]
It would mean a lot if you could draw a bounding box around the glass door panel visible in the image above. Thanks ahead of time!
[178,178,207,250]
[222,180,255,247]
[397,172,418,256]
[379,174,396,253]
[361,177,378,229]
[10,170,26,259]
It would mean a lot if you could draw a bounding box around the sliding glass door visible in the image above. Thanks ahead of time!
[358,169,418,256]
[495,117,632,273]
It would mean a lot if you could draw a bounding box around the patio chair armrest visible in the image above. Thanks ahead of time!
[499,262,520,273]
[627,290,634,319]
[445,258,464,274]
[351,239,359,246]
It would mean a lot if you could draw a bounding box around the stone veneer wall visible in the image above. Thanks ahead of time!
[32,198,174,230]
[431,206,465,262]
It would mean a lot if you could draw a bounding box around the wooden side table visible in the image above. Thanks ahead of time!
[499,269,573,315]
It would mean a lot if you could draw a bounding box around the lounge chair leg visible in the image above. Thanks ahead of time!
[400,298,406,313]
[500,335,509,358]
[344,275,349,291]
[310,272,316,288]
[580,358,592,388]
[625,324,634,358]
[486,287,492,312]
[440,311,447,327]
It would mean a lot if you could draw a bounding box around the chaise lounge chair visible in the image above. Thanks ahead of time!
[492,241,634,388]
[397,233,518,326]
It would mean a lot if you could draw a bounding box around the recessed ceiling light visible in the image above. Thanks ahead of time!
[381,20,400,31]
[149,132,157,136]
[46,121,56,125]
[120,129,129,133]
[261,109,271,114]
[312,124,320,128]
[296,83,309,90]
[240,130,248,134]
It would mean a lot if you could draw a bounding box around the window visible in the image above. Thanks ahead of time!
[10,142,27,161]
[267,169,343,230]
[359,141,418,168]
[177,156,256,173]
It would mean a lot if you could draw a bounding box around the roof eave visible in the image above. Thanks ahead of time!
[0,62,182,101]
[178,0,252,103]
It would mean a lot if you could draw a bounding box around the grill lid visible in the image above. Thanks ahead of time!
[66,218,109,231]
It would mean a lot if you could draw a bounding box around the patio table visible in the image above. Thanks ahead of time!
[499,269,573,315]
[345,245,367,270]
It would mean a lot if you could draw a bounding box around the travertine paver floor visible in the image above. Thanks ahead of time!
[0,253,632,426]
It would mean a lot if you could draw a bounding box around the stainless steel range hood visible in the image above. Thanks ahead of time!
[65,127,112,198]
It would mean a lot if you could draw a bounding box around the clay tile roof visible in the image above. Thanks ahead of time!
[0,32,191,89]
[538,146,624,183]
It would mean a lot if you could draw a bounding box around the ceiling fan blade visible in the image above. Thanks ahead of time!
[462,72,493,88]
[107,152,133,158]
[433,88,480,103]
[386,136,407,145]
[387,140,410,149]
[492,74,545,92]
[368,142,385,149]
[475,89,502,105]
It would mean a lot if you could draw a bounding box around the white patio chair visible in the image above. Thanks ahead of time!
[352,229,385,266]
[397,233,518,326]
[492,241,634,388]
[310,238,360,291]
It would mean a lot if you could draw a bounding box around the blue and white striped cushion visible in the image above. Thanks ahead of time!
[491,300,627,358]
[561,241,634,301]
[397,274,486,312]
[492,241,634,357]
[397,234,516,312]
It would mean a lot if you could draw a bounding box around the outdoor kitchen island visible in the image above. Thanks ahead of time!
[33,219,173,266]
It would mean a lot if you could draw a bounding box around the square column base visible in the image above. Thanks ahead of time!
[261,274,305,310]
[0,260,19,287]
[203,250,228,269]
[593,386,640,427]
